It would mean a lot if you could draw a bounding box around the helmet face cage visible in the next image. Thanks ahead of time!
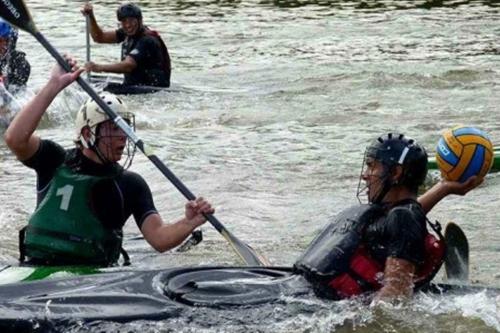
[93,113,137,169]
[75,94,137,169]
[356,148,393,204]
[356,133,428,204]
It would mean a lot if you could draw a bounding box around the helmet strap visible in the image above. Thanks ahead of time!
[80,125,111,165]
[370,165,394,204]
[79,126,97,149]
[92,124,113,165]
[79,137,89,149]
[92,145,112,165]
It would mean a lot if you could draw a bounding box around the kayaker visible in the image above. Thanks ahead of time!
[0,18,30,92]
[3,55,212,266]
[0,19,31,127]
[81,2,171,87]
[295,133,481,304]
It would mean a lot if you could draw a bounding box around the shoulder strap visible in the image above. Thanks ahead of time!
[144,27,171,77]
[413,218,446,289]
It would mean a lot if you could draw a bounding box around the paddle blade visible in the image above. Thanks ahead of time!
[444,222,469,281]
[221,230,270,266]
[0,0,37,34]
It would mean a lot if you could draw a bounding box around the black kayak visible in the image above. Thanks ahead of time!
[0,266,498,332]
[89,74,170,95]
[99,81,167,95]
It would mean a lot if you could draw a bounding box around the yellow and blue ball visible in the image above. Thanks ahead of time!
[436,126,493,182]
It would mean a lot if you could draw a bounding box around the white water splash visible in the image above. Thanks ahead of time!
[416,290,500,331]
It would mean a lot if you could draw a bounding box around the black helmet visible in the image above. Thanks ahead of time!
[366,133,428,190]
[117,3,142,21]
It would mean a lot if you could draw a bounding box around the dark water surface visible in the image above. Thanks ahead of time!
[0,0,499,331]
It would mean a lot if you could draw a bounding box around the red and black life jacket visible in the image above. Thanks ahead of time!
[294,204,445,299]
[327,231,445,298]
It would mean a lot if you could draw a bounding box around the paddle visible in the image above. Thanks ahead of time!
[444,222,469,281]
[85,14,91,80]
[0,0,269,267]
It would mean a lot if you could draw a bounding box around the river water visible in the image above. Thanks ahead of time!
[0,0,499,332]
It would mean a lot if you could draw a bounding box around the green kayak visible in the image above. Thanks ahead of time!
[0,265,102,285]
[0,231,202,285]
[428,146,500,172]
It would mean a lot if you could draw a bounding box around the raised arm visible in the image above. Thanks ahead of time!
[81,2,118,44]
[418,176,483,214]
[4,56,84,161]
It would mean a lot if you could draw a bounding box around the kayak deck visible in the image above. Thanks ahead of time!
[0,266,498,331]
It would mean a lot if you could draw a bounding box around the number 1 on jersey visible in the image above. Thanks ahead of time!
[56,185,74,211]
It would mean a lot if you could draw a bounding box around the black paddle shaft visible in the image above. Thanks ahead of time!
[85,15,91,81]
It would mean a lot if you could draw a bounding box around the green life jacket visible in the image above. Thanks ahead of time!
[22,165,124,266]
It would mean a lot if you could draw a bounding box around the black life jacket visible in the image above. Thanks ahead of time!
[144,27,171,82]
[121,27,171,87]
[294,204,445,299]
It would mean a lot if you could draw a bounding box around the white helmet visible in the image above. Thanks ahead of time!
[75,93,133,148]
